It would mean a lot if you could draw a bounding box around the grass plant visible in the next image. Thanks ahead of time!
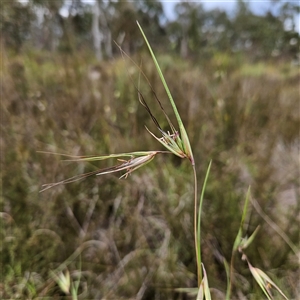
[36,23,292,299]
[40,22,209,290]
[2,23,299,299]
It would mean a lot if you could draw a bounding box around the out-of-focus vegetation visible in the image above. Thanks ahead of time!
[1,0,299,299]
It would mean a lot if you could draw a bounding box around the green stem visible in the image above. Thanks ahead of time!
[193,165,202,286]
[227,250,235,299]
[196,160,212,286]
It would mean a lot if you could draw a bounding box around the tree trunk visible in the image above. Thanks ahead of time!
[92,0,103,61]
[180,34,188,59]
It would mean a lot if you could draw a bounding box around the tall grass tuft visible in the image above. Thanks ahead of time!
[39,21,210,292]
[37,23,295,299]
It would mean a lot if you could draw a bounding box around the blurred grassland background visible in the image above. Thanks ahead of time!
[1,0,299,299]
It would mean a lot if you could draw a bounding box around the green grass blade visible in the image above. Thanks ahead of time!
[197,160,212,282]
[233,186,251,251]
[240,225,260,250]
[136,21,181,128]
[224,258,231,300]
[137,21,194,164]
[240,186,251,229]
[228,187,251,298]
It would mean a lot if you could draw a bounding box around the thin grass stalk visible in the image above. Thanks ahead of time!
[196,160,212,286]
[223,258,231,300]
[193,165,201,285]
[137,22,203,287]
[228,186,251,297]
[42,23,208,292]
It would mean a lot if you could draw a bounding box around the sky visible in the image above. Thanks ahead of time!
[159,0,296,12]
[50,0,300,34]
[160,1,300,33]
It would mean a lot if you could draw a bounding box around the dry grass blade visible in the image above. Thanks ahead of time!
[115,42,178,134]
[243,254,289,300]
[40,169,107,192]
[96,152,157,179]
[50,270,70,295]
[40,151,165,192]
[38,151,158,162]
[137,87,164,131]
[197,264,211,300]
[250,197,298,255]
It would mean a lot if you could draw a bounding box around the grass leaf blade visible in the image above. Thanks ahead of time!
[137,21,194,164]
[196,160,212,283]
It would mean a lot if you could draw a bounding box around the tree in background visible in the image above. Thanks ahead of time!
[1,0,299,61]
[199,8,232,55]
[29,0,64,51]
[135,0,166,48]
[0,0,35,53]
[92,0,114,60]
[109,0,165,55]
[167,1,207,58]
[59,0,93,53]
[231,0,292,59]
[276,0,300,58]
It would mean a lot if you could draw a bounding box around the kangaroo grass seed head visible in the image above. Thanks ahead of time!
[96,151,159,178]
[40,151,168,192]
[145,127,186,159]
[136,90,188,159]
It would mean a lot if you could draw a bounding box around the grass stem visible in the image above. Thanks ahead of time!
[193,165,201,286]
[196,160,212,286]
